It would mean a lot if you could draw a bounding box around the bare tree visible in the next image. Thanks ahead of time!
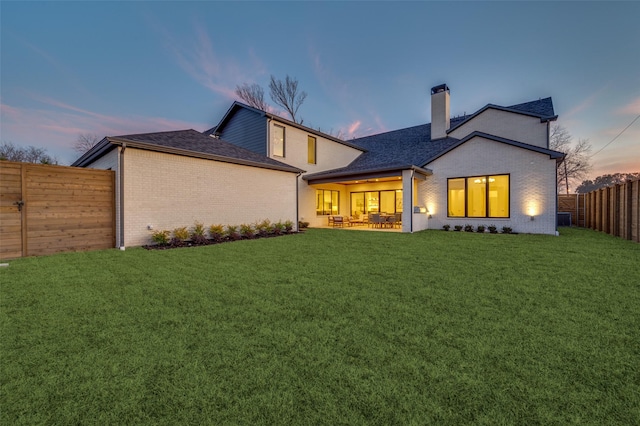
[550,124,592,194]
[235,83,269,111]
[73,133,101,154]
[0,141,59,164]
[269,75,307,124]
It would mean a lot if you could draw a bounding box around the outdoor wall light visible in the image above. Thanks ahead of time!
[530,216,535,221]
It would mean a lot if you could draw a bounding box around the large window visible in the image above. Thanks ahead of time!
[308,136,316,164]
[273,125,285,157]
[316,190,339,215]
[448,175,509,218]
[350,190,402,217]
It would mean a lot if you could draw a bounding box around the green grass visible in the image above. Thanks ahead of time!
[1,228,639,425]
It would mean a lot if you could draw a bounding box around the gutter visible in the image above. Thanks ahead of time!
[119,143,126,249]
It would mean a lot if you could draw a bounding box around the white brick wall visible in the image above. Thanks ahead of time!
[268,120,363,228]
[121,148,298,246]
[419,136,558,235]
[88,147,298,247]
[449,109,549,148]
[268,121,362,173]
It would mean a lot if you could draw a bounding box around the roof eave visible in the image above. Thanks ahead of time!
[107,137,304,174]
[71,138,113,167]
[303,164,431,185]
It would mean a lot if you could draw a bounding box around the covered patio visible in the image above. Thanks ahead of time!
[302,165,432,233]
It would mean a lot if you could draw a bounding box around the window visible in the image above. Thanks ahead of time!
[350,190,402,216]
[273,125,285,157]
[308,136,316,164]
[447,175,509,218]
[316,189,339,215]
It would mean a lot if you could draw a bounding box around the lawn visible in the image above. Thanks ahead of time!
[1,228,639,425]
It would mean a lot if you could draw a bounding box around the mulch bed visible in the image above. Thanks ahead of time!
[143,230,303,250]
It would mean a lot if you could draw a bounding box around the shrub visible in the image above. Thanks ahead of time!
[273,221,285,235]
[283,220,294,233]
[464,224,474,232]
[151,230,170,246]
[226,225,241,241]
[502,226,513,234]
[240,223,255,239]
[299,221,309,229]
[454,225,463,232]
[476,225,486,233]
[191,222,208,245]
[488,224,498,234]
[172,226,189,245]
[209,224,225,242]
[255,219,271,238]
[442,224,451,231]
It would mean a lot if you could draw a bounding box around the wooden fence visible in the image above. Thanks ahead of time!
[0,161,116,259]
[558,180,640,242]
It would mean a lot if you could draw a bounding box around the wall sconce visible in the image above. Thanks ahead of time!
[530,216,535,221]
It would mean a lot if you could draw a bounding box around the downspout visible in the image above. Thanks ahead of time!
[410,170,414,233]
[119,143,126,249]
[296,171,302,231]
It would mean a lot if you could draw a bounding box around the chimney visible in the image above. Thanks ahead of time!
[431,84,450,140]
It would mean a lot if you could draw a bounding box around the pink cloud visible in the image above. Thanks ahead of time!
[348,120,361,137]
[563,84,609,119]
[1,100,209,164]
[616,97,640,115]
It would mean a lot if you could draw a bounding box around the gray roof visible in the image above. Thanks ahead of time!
[73,129,303,173]
[303,98,561,182]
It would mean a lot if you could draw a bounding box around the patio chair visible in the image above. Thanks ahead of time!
[371,213,383,228]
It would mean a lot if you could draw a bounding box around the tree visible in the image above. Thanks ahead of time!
[550,124,593,194]
[576,172,640,193]
[268,75,307,124]
[73,133,101,154]
[0,142,59,164]
[235,75,307,124]
[234,83,269,111]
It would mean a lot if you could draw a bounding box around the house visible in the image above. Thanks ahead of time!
[72,129,303,248]
[211,84,564,235]
[75,83,564,247]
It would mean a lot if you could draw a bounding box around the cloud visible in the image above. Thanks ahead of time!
[563,84,609,119]
[347,121,361,137]
[616,97,640,116]
[158,20,265,101]
[1,99,209,163]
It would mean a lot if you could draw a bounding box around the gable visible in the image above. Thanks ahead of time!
[424,132,564,167]
[215,107,267,156]
[447,108,550,148]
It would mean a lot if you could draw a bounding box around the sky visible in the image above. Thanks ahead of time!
[1,1,639,182]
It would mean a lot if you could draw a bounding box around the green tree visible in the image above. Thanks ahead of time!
[576,172,640,193]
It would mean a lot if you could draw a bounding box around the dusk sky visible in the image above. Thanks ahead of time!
[1,1,639,181]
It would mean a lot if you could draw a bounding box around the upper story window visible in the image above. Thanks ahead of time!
[273,125,285,157]
[308,136,316,164]
[448,174,509,218]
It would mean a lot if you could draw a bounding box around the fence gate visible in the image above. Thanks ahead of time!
[0,161,115,259]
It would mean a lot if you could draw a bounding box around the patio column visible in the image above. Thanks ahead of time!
[402,169,413,232]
